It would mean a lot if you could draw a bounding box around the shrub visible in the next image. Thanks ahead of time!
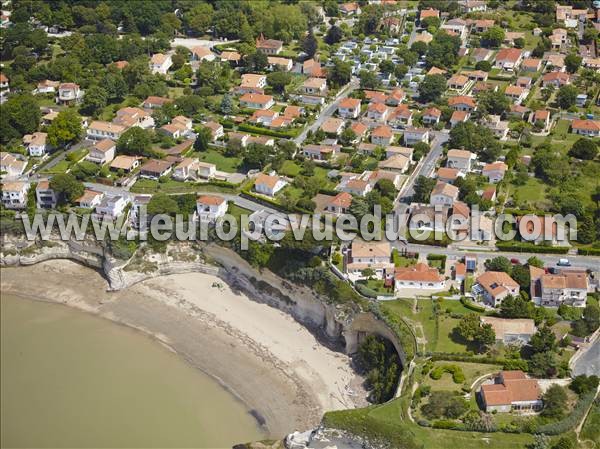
[536,391,596,435]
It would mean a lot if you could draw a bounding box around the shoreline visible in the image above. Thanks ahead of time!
[1,260,366,439]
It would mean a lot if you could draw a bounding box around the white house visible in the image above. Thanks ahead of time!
[403,127,429,146]
[446,149,474,172]
[475,271,520,307]
[23,132,48,157]
[430,181,459,206]
[94,195,129,220]
[239,93,274,110]
[87,121,127,140]
[35,180,57,209]
[150,53,172,75]
[86,139,116,164]
[395,262,446,291]
[1,181,30,209]
[57,83,83,105]
[338,98,361,119]
[346,240,393,280]
[481,371,542,413]
[196,195,228,223]
[254,173,287,196]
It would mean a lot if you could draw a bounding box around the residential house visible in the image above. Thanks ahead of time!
[484,115,510,140]
[408,204,449,234]
[321,117,345,136]
[450,110,470,128]
[1,181,30,209]
[530,266,588,307]
[516,77,533,89]
[204,121,224,141]
[481,316,536,345]
[197,161,217,179]
[421,108,441,127]
[220,51,241,65]
[447,149,474,172]
[339,2,361,15]
[57,83,83,105]
[254,173,287,196]
[473,19,494,33]
[76,189,104,209]
[0,152,26,179]
[403,127,429,146]
[238,74,267,95]
[531,110,551,131]
[338,98,361,119]
[388,105,413,129]
[346,240,393,280]
[35,180,57,209]
[371,125,394,146]
[463,70,488,82]
[302,59,326,77]
[494,48,523,71]
[172,158,198,181]
[94,195,129,220]
[447,74,470,91]
[196,195,228,223]
[337,177,372,197]
[571,119,600,137]
[521,58,542,72]
[350,122,369,142]
[480,371,542,413]
[87,121,127,140]
[110,155,140,173]
[420,8,439,20]
[142,96,174,109]
[302,144,341,161]
[542,72,570,88]
[323,192,353,215]
[239,93,274,110]
[255,34,283,55]
[505,85,529,104]
[139,159,173,180]
[448,95,477,112]
[86,139,116,164]
[150,53,172,74]
[190,46,215,62]
[379,154,410,173]
[301,77,327,96]
[228,132,250,147]
[386,88,406,107]
[249,109,279,127]
[437,167,461,184]
[430,181,459,206]
[367,103,390,122]
[113,107,154,129]
[35,79,60,94]
[23,132,48,157]
[441,18,468,41]
[267,56,293,71]
[475,271,520,307]
[461,0,487,13]
[482,161,508,183]
[472,47,493,62]
[395,263,446,291]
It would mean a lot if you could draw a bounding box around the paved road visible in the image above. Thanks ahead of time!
[572,337,600,377]
[294,78,360,146]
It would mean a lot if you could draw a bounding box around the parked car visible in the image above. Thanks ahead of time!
[510,258,520,264]
[557,258,571,267]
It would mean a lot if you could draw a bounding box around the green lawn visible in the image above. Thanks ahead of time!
[511,177,548,206]
[580,401,600,447]
[196,149,241,173]
[422,361,502,392]
[40,160,71,175]
[280,160,302,177]
[130,178,236,194]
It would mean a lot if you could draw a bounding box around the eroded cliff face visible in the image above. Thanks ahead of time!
[1,237,402,359]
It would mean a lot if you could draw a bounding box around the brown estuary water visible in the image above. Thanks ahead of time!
[0,294,264,448]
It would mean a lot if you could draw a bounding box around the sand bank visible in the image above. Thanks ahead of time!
[1,260,366,438]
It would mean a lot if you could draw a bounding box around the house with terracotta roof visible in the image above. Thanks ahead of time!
[481,317,536,345]
[450,110,470,128]
[430,181,459,206]
[542,71,570,88]
[338,98,361,119]
[461,0,487,13]
[530,266,589,307]
[395,262,445,291]
[521,58,543,72]
[142,96,173,109]
[379,154,410,173]
[87,121,127,140]
[23,132,48,157]
[480,371,542,413]
[388,105,413,129]
[113,107,155,129]
[350,122,369,142]
[505,85,529,104]
[220,51,241,65]
[494,48,523,71]
[139,159,173,180]
[237,74,267,95]
[317,117,344,136]
[302,144,341,162]
[267,56,293,72]
[346,240,393,280]
[254,173,287,196]
[76,189,104,209]
[86,139,116,164]
[371,125,394,146]
[35,180,57,209]
[472,19,495,33]
[302,59,325,77]
[403,127,429,146]
[420,8,439,20]
[255,34,283,55]
[422,107,442,126]
[35,79,60,94]
[190,46,215,62]
[571,119,600,137]
[437,167,461,184]
[110,155,140,173]
[150,53,172,75]
[447,74,470,91]
[367,102,390,122]
[196,195,227,223]
[475,271,520,307]
[484,115,510,140]
[322,192,353,215]
[336,175,373,197]
[239,93,274,110]
[339,2,361,15]
[204,121,224,141]
[448,96,477,112]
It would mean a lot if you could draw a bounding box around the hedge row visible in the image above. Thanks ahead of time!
[577,247,600,256]
[429,353,507,366]
[237,123,298,139]
[496,242,569,254]
[460,296,487,313]
[536,391,597,435]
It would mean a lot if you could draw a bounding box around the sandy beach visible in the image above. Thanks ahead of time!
[1,260,366,438]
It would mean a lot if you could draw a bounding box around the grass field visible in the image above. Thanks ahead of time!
[196,149,241,173]
[130,178,235,194]
[580,401,600,448]
[422,361,501,391]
